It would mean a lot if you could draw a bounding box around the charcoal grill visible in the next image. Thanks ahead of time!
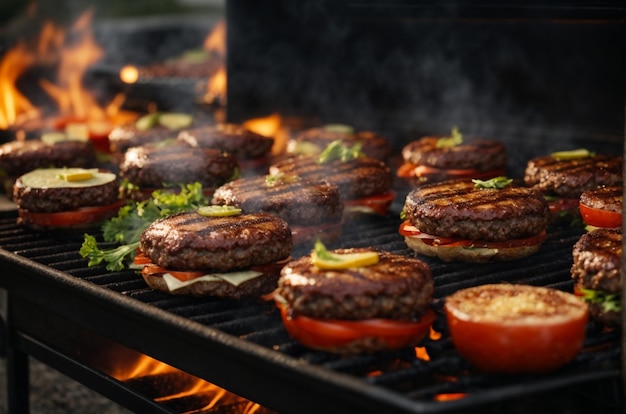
[0,199,623,413]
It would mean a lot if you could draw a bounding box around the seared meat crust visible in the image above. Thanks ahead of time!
[211,176,343,225]
[13,172,120,212]
[524,154,623,199]
[119,141,238,190]
[177,123,274,160]
[0,139,96,177]
[579,186,622,214]
[403,179,550,241]
[401,137,507,171]
[140,211,292,271]
[269,155,392,200]
[277,249,433,320]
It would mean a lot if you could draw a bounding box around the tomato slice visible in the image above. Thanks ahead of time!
[278,302,435,352]
[398,220,546,249]
[579,202,622,228]
[343,191,396,215]
[445,284,588,373]
[141,263,206,282]
[18,200,125,228]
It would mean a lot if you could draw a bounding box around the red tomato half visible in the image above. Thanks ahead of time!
[278,302,435,353]
[445,284,588,373]
[141,263,206,282]
[343,191,396,215]
[18,200,125,228]
[579,202,622,228]
[398,220,546,249]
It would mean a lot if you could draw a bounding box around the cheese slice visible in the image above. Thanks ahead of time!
[163,270,263,292]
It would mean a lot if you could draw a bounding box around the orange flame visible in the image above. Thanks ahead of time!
[203,20,227,104]
[0,42,40,129]
[243,113,290,155]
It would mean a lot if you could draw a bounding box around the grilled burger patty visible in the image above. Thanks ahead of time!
[401,137,507,171]
[571,228,621,326]
[13,170,120,213]
[119,141,238,190]
[108,125,174,154]
[177,123,274,160]
[140,211,292,272]
[289,127,392,161]
[276,249,433,320]
[0,139,96,178]
[403,179,550,241]
[580,185,622,214]
[269,155,392,200]
[524,154,623,199]
[211,175,343,226]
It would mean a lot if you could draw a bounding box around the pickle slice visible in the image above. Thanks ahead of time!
[158,113,193,130]
[312,250,380,270]
[198,205,242,217]
[551,148,594,161]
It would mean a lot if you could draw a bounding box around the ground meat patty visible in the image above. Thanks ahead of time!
[288,127,393,161]
[13,170,120,213]
[580,185,622,214]
[401,137,507,171]
[212,175,343,226]
[108,125,175,154]
[119,141,238,190]
[269,155,392,200]
[571,228,622,326]
[0,139,96,177]
[140,211,292,271]
[276,249,433,320]
[403,179,550,241]
[177,123,274,160]
[524,154,623,199]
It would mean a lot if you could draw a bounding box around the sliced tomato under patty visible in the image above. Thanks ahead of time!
[277,301,435,352]
[18,200,125,228]
[398,220,546,249]
[343,191,396,215]
[579,202,622,228]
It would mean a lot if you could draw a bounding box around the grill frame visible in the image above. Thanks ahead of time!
[0,205,622,414]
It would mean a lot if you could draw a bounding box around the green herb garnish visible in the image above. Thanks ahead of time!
[80,182,208,271]
[317,140,363,164]
[578,288,621,313]
[436,126,463,148]
[472,176,513,189]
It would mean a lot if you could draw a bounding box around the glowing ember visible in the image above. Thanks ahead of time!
[434,393,467,402]
[119,65,139,84]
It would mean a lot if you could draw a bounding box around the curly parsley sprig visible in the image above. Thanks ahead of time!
[79,182,208,271]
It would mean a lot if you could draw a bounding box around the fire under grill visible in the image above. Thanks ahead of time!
[0,200,622,413]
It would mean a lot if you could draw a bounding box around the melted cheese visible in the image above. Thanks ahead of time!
[163,270,262,291]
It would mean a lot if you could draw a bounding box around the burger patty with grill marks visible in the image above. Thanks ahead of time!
[276,249,433,320]
[288,127,392,161]
[119,141,238,191]
[269,155,392,201]
[571,228,621,326]
[403,179,550,241]
[211,175,343,226]
[580,186,622,214]
[13,172,120,213]
[402,137,506,171]
[140,211,292,272]
[108,125,174,154]
[177,123,274,160]
[524,154,623,199]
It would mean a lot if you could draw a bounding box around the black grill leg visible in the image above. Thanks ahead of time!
[6,294,30,414]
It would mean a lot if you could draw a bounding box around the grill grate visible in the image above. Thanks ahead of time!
[0,208,622,413]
